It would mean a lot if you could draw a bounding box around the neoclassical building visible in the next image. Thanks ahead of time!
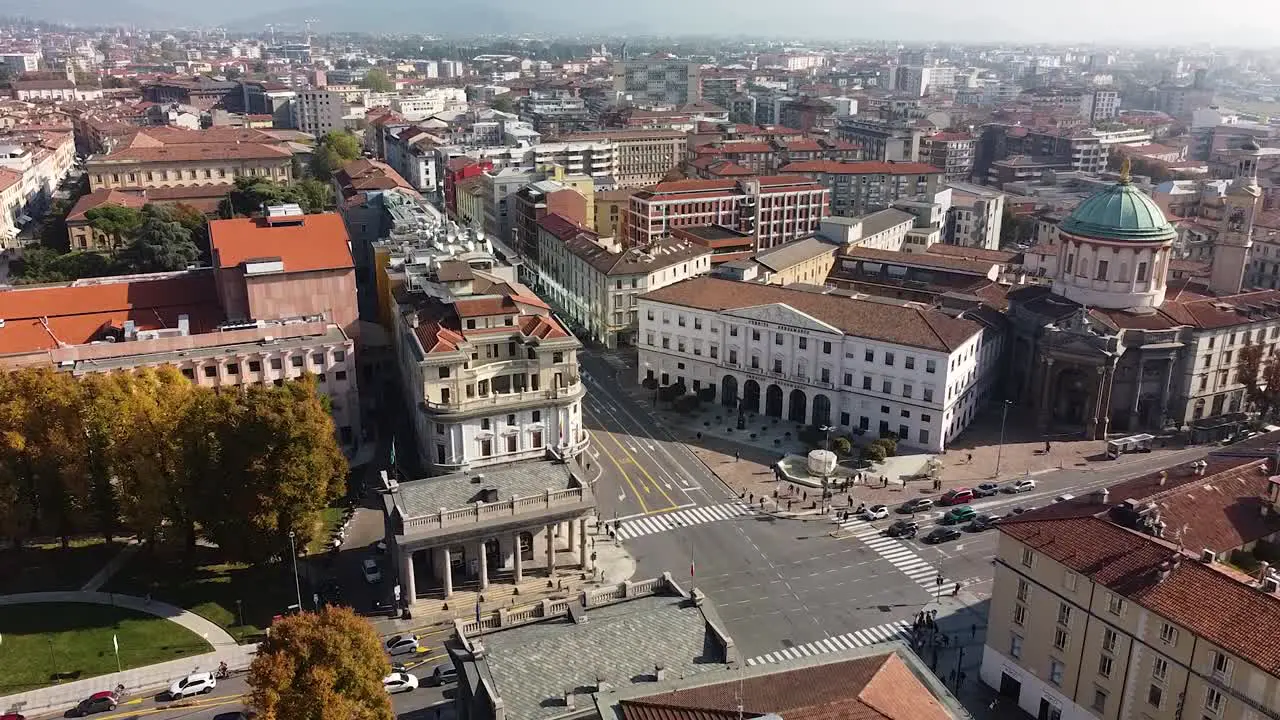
[1008,150,1277,440]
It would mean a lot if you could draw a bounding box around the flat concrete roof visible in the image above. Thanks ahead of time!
[392,460,586,518]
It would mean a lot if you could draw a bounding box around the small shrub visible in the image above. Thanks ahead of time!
[833,437,853,456]
[861,444,887,463]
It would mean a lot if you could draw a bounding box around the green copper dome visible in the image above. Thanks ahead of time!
[1059,180,1177,242]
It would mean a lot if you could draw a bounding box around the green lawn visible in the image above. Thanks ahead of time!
[0,539,123,594]
[307,507,344,555]
[0,603,211,694]
[104,547,299,644]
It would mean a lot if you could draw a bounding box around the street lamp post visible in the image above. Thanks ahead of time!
[287,531,302,612]
[993,400,1012,478]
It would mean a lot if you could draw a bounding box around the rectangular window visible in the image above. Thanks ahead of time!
[481,439,492,457]
[694,318,702,330]
[798,337,808,350]
[1091,689,1107,713]
[203,365,217,378]
[248,360,262,372]
[662,337,670,349]
[905,356,915,370]
[1021,548,1034,568]
[1152,657,1168,681]
[923,388,934,402]
[1009,633,1023,660]
[710,346,719,359]
[730,326,739,337]
[926,359,936,374]
[822,341,832,354]
[752,330,761,341]
[918,428,929,444]
[902,384,913,399]
[506,435,517,453]
[774,333,783,346]
[1063,572,1077,591]
[1013,604,1026,626]
[1053,628,1068,651]
[884,352,895,366]
[1107,593,1124,615]
[1103,628,1117,653]
[1096,259,1109,280]
[844,373,853,386]
[1211,651,1231,682]
[1159,623,1177,646]
[1016,578,1029,602]
[1098,654,1113,678]
[1147,684,1163,709]
[865,349,874,362]
[1137,261,1148,281]
[863,376,873,390]
[291,356,304,368]
[270,358,283,370]
[312,353,325,365]
[1049,659,1064,686]
[678,315,686,327]
[1057,604,1071,626]
[882,380,892,394]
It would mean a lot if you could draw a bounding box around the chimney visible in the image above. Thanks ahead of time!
[594,673,611,693]
[1200,548,1217,564]
[562,690,575,709]
[1093,487,1110,505]
[654,664,666,682]
[408,313,420,329]
[177,314,190,336]
[1258,561,1270,581]
[1158,470,1167,486]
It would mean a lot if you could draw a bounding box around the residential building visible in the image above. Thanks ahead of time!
[836,118,924,162]
[637,276,1005,451]
[85,127,293,193]
[530,140,616,179]
[593,188,636,239]
[384,127,443,195]
[976,124,1153,179]
[920,132,975,182]
[626,176,830,251]
[389,88,468,121]
[10,79,101,102]
[815,209,918,252]
[750,235,841,286]
[0,52,40,73]
[511,180,590,261]
[443,156,492,220]
[290,89,345,137]
[613,56,702,107]
[777,161,942,217]
[0,206,361,452]
[945,182,1005,250]
[64,186,226,252]
[983,444,1280,720]
[532,213,712,348]
[553,129,686,188]
[827,246,1006,305]
[143,77,241,111]
[0,128,75,245]
[389,259,587,473]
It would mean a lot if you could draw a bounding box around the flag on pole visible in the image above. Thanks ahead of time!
[112,634,118,653]
[690,560,695,578]
[390,438,397,468]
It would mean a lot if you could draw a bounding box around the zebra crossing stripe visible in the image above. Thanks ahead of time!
[615,502,754,539]
[745,620,913,665]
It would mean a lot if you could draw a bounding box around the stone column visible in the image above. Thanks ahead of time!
[1100,362,1117,437]
[567,517,578,560]
[1160,358,1174,427]
[579,518,590,571]
[512,531,524,583]
[545,523,557,576]
[1130,357,1146,430]
[401,549,417,603]
[1036,358,1055,429]
[1088,365,1108,440]
[477,539,489,591]
[441,546,453,597]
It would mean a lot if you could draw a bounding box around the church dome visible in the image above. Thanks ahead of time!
[1059,180,1177,243]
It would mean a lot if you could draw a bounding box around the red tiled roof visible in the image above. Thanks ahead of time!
[92,142,291,163]
[335,158,415,195]
[779,160,941,175]
[66,188,147,221]
[209,213,353,274]
[924,132,972,143]
[0,274,222,356]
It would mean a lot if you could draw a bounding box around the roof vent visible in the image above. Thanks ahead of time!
[1264,577,1280,594]
[1200,548,1217,564]
[471,474,485,484]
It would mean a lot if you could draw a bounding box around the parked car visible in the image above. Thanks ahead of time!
[430,664,459,687]
[922,526,962,544]
[898,498,934,514]
[2,713,26,720]
[862,504,889,521]
[939,488,974,506]
[941,506,977,525]
[885,520,919,538]
[382,672,419,694]
[167,672,216,699]
[1003,478,1036,494]
[385,634,420,655]
[67,692,118,717]
[362,558,382,584]
[1054,494,1076,503]
[974,482,1001,498]
[966,514,1001,532]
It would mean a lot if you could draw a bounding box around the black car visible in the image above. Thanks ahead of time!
[898,498,934,514]
[922,526,962,544]
[885,520,919,538]
[66,693,118,717]
[966,514,1000,532]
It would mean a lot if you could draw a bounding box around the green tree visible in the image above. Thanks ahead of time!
[85,203,144,249]
[1256,355,1280,420]
[124,215,201,272]
[224,67,243,81]
[490,93,515,113]
[248,606,393,720]
[221,177,332,218]
[310,131,361,178]
[1239,341,1265,411]
[360,67,393,93]
[39,197,74,252]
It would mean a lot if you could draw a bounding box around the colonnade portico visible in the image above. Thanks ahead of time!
[382,461,596,607]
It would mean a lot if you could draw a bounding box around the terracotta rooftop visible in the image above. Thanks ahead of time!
[335,158,415,196]
[209,213,354,274]
[841,247,999,275]
[90,143,291,164]
[926,244,1020,264]
[66,188,148,221]
[640,276,983,352]
[0,273,222,357]
[639,176,826,198]
[626,652,952,720]
[779,160,941,175]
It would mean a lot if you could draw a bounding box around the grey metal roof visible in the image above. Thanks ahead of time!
[479,595,726,720]
[396,461,582,517]
[856,208,917,238]
[753,236,837,273]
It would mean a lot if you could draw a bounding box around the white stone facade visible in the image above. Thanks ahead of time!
[1053,234,1172,309]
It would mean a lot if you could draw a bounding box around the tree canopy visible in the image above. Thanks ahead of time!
[359,68,393,93]
[248,606,393,720]
[310,131,362,179]
[85,203,144,248]
[220,177,335,218]
[0,367,345,558]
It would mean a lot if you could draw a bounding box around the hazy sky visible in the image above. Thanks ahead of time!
[6,0,1279,44]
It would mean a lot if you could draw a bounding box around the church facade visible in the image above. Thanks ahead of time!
[1008,147,1280,440]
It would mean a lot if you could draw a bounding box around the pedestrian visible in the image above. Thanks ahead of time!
[1045,440,1051,453]
[953,581,961,597]
[734,450,740,462]
[848,495,854,507]
[802,491,808,501]
[966,451,973,464]
[971,623,977,639]
[748,492,753,503]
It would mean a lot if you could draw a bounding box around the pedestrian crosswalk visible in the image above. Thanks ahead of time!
[745,620,912,666]
[615,502,753,540]
[840,521,950,598]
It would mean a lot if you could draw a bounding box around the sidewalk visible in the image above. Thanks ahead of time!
[79,540,141,592]
[0,590,238,647]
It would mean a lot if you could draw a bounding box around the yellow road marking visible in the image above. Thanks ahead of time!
[599,426,679,510]
[586,411,651,513]
[93,696,244,720]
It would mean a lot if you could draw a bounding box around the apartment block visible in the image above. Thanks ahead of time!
[636,277,1003,451]
[920,132,975,182]
[613,56,702,107]
[533,213,711,348]
[553,129,687,188]
[983,445,1280,720]
[626,176,830,251]
[777,161,941,217]
[291,89,346,137]
[945,182,1005,250]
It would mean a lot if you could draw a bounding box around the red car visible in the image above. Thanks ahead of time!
[2,713,27,720]
[940,488,975,506]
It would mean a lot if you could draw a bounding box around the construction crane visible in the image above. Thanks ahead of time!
[265,24,276,46]
[303,18,318,44]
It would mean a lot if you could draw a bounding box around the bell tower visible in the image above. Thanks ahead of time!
[1208,139,1264,296]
